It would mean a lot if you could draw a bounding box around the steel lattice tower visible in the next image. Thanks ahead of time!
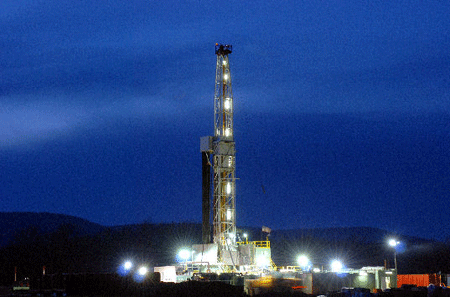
[212,44,236,255]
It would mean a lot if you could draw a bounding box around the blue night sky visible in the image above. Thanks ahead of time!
[1,0,449,241]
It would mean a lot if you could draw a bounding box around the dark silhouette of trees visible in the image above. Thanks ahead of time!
[0,220,449,287]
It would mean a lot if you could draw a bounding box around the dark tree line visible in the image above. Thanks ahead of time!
[0,222,449,286]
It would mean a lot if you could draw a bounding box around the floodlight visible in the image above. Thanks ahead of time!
[118,260,134,276]
[388,239,399,247]
[124,261,133,270]
[331,260,343,272]
[138,266,148,276]
[179,249,191,261]
[388,238,401,271]
[297,255,309,268]
[133,266,149,283]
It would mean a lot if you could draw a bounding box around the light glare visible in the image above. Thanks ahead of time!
[227,209,232,220]
[179,249,190,261]
[389,239,399,247]
[331,260,343,272]
[224,99,231,110]
[124,261,133,270]
[297,255,309,268]
[256,256,269,267]
[138,266,148,276]
[226,182,232,194]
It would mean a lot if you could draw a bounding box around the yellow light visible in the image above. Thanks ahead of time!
[225,128,231,137]
[226,183,232,194]
[224,74,229,80]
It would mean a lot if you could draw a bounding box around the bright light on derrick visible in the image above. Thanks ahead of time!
[226,183,232,194]
[224,99,231,110]
[227,209,232,220]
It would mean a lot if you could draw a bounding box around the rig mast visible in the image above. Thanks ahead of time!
[196,44,273,272]
[200,44,236,261]
[212,44,236,254]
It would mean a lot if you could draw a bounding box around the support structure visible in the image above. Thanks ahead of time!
[195,44,276,272]
[201,44,236,262]
[213,44,236,257]
[201,138,212,244]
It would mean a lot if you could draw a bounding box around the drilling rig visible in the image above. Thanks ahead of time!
[201,43,236,263]
[196,44,272,272]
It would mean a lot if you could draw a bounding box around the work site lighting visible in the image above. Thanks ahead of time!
[331,260,343,272]
[178,249,191,262]
[297,255,310,269]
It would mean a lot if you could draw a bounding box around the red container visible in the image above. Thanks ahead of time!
[397,274,442,288]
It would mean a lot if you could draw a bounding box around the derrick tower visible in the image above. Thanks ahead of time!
[201,43,236,261]
[212,44,236,251]
[196,44,273,272]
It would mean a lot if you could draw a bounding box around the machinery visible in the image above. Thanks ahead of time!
[211,44,236,254]
[198,44,273,272]
[201,43,236,262]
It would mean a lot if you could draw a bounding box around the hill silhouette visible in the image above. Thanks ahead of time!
[0,212,448,286]
[0,212,105,247]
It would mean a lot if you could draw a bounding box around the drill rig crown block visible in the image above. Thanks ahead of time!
[215,44,232,55]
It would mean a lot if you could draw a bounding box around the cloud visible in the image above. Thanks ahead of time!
[0,93,198,149]
[0,98,89,148]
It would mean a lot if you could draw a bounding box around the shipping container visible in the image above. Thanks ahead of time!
[397,274,443,288]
